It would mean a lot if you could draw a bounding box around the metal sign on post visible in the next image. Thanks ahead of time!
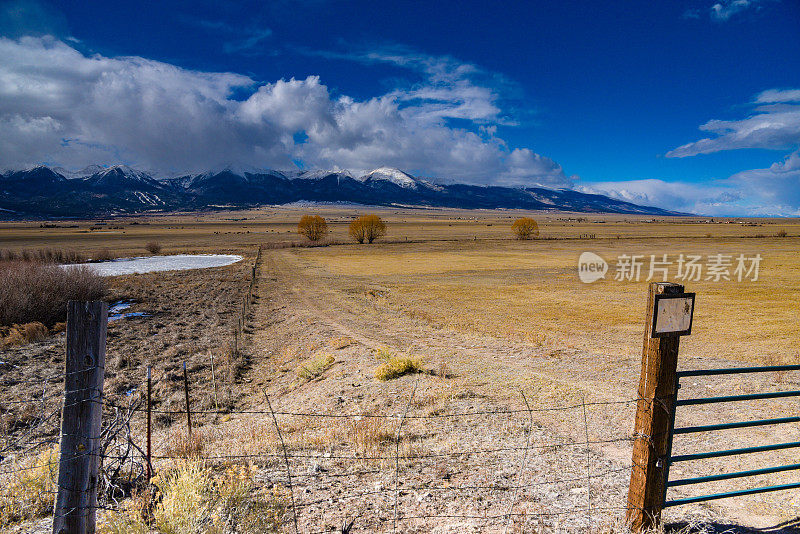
[651,292,695,337]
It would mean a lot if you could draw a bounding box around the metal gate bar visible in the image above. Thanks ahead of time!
[664,482,800,507]
[676,364,800,377]
[667,462,800,487]
[673,416,800,434]
[677,390,800,406]
[671,440,800,462]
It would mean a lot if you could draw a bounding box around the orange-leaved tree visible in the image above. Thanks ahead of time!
[511,217,539,240]
[297,215,328,241]
[349,214,386,244]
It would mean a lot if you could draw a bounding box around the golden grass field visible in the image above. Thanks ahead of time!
[1,207,800,532]
[6,206,796,363]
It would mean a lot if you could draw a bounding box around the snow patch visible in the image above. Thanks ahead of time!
[64,254,243,276]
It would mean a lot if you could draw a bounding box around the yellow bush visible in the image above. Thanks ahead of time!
[375,355,423,381]
[0,447,59,527]
[296,353,335,381]
[297,215,329,242]
[511,217,539,240]
[349,214,386,244]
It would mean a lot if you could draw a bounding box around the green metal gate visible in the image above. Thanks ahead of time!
[663,364,800,508]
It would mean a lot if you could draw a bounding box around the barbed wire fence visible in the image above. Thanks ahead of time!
[0,362,643,532]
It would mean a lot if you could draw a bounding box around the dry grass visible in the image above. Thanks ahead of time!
[0,322,49,348]
[298,236,800,365]
[163,430,208,459]
[328,335,355,349]
[0,261,107,326]
[375,353,423,381]
[3,209,800,530]
[0,447,58,527]
[296,353,335,381]
[346,416,395,458]
[98,460,288,534]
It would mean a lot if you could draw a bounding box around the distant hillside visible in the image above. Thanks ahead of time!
[0,165,682,218]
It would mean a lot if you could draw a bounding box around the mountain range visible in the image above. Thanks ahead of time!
[0,165,680,218]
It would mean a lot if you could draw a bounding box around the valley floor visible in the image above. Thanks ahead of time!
[2,210,800,532]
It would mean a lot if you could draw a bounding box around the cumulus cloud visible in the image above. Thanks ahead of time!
[0,36,570,187]
[666,91,800,158]
[583,150,800,216]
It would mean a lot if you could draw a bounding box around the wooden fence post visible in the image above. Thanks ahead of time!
[53,301,107,534]
[626,282,684,531]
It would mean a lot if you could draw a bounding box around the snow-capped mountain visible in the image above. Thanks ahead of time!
[359,167,419,189]
[291,169,355,181]
[54,165,107,179]
[83,165,164,190]
[0,164,683,218]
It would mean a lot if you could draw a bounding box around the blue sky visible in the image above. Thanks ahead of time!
[0,0,799,215]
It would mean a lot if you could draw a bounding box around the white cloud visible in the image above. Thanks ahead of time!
[755,88,800,104]
[582,150,800,216]
[0,36,570,187]
[578,180,734,215]
[666,90,800,157]
[710,0,764,21]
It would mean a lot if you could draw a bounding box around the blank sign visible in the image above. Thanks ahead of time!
[653,294,695,337]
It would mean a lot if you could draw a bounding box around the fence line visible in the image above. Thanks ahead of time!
[1,381,638,532]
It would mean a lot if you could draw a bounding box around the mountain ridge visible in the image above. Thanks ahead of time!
[0,165,685,218]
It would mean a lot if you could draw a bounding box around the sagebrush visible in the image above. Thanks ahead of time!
[0,261,107,326]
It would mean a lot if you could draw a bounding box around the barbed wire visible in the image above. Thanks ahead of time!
[100,397,642,417]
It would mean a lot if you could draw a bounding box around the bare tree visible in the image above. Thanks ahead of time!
[297,215,329,242]
[349,214,386,244]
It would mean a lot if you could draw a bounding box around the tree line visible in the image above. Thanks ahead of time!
[297,215,539,243]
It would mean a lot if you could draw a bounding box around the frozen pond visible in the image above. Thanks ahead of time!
[66,254,243,276]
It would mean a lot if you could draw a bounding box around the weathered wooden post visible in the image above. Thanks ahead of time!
[627,282,694,531]
[53,301,107,534]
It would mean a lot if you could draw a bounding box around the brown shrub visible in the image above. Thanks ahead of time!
[511,217,539,240]
[776,229,788,237]
[0,248,83,264]
[145,241,162,254]
[297,215,329,241]
[0,262,107,327]
[93,248,114,262]
[349,214,386,244]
